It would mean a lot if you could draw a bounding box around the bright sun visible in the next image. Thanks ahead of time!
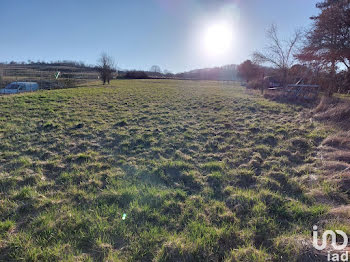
[203,23,233,56]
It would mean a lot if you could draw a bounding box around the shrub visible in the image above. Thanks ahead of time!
[246,79,262,90]
[124,71,149,79]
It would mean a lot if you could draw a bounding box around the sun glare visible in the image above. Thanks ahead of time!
[203,23,233,56]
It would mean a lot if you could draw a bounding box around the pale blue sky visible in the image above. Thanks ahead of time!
[0,0,319,72]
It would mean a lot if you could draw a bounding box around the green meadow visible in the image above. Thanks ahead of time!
[0,80,345,261]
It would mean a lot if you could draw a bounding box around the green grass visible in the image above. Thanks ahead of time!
[0,79,342,261]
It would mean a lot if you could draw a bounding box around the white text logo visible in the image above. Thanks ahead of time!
[313,225,349,262]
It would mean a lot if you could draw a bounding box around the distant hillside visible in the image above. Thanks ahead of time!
[176,64,240,81]
[0,61,241,82]
[0,61,101,83]
[0,61,99,73]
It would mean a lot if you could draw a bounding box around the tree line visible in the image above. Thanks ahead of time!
[96,54,241,83]
[237,0,350,96]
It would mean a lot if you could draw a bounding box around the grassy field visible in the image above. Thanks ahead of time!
[0,80,347,261]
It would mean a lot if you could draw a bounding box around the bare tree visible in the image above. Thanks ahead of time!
[150,65,161,73]
[253,24,302,86]
[97,53,115,85]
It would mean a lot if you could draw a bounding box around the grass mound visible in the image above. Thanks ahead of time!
[313,96,350,129]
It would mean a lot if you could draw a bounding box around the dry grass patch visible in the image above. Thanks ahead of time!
[313,96,350,129]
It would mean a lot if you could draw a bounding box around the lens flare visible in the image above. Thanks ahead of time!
[203,22,233,56]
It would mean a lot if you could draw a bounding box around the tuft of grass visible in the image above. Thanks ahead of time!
[0,220,15,236]
[201,161,225,172]
[224,246,271,262]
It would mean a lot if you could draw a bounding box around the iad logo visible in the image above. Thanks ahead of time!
[313,225,348,251]
[313,225,349,262]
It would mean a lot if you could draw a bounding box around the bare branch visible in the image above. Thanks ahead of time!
[253,52,282,69]
[97,53,115,85]
[253,24,302,85]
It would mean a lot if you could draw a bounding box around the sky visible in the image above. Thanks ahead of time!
[0,0,320,73]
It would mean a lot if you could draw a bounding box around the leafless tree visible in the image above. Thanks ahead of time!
[150,65,161,73]
[253,24,302,86]
[97,53,115,85]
